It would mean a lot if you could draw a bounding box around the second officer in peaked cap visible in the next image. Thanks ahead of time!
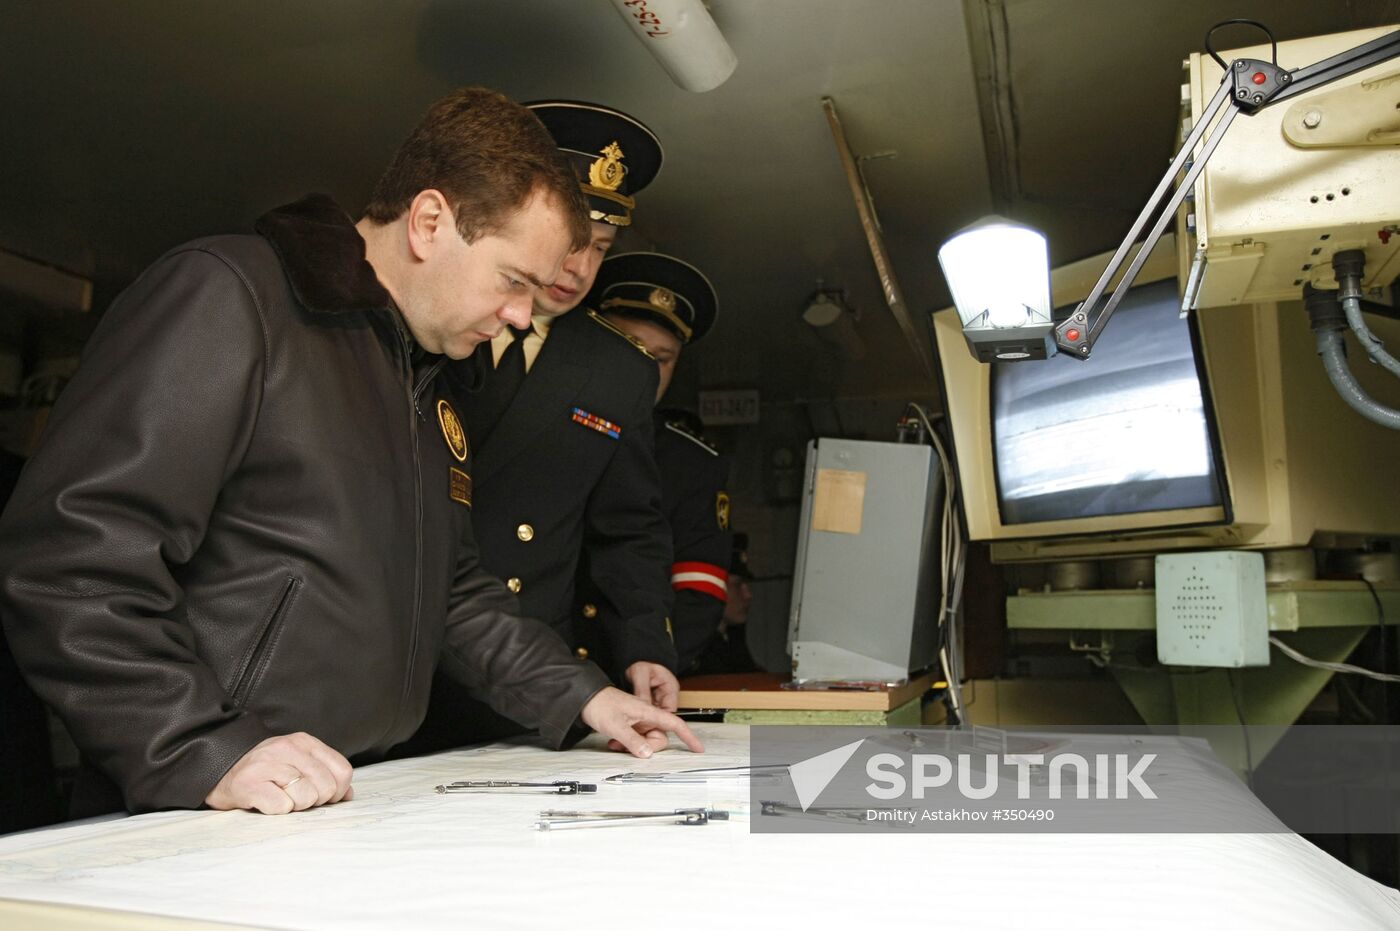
[398,101,682,755]
[576,252,731,674]
[533,100,662,228]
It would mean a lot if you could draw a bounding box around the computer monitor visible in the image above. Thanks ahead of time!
[992,277,1227,527]
[933,234,1400,562]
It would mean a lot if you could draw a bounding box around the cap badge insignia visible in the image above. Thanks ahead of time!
[649,287,677,313]
[588,141,627,192]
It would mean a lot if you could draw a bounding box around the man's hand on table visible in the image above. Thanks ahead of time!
[624,660,680,711]
[205,733,354,814]
[580,686,704,757]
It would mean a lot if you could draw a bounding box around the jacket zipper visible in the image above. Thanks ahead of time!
[231,576,301,708]
[396,336,445,721]
[411,358,444,421]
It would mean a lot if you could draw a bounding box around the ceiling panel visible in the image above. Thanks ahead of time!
[2,1,1397,405]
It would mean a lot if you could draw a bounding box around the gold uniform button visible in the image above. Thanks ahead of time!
[516,523,534,542]
[506,577,522,594]
[575,647,589,661]
[582,603,598,619]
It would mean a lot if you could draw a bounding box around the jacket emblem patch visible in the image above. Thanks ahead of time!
[449,467,472,507]
[437,399,468,462]
[571,407,621,440]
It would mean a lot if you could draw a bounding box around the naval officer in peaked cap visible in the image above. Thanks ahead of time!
[397,101,680,754]
[576,251,732,674]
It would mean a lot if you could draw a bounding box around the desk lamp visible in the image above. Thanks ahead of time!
[940,21,1400,367]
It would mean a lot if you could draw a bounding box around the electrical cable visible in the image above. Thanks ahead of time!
[907,408,957,667]
[1315,329,1400,429]
[1227,668,1253,790]
[1318,252,1400,428]
[1269,635,1400,683]
[1343,293,1400,380]
[926,417,964,717]
[907,402,969,723]
[1335,672,1377,723]
[1360,577,1388,723]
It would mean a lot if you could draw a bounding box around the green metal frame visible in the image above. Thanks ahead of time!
[1006,581,1395,727]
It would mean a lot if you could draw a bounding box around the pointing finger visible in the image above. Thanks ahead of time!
[648,711,703,753]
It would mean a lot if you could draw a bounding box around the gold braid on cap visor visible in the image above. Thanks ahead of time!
[598,297,694,342]
[589,210,631,226]
[581,184,634,226]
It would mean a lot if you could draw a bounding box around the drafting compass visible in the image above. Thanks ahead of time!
[604,764,789,784]
[535,807,730,830]
[435,780,597,795]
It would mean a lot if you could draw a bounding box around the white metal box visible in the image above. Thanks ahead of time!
[1155,551,1269,667]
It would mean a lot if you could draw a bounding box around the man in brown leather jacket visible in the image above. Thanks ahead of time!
[0,87,700,818]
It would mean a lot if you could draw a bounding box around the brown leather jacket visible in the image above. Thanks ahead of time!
[0,195,610,812]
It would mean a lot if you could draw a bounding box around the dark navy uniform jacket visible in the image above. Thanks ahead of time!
[397,306,677,752]
[466,307,675,670]
[580,412,731,676]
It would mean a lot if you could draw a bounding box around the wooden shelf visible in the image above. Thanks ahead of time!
[677,671,940,712]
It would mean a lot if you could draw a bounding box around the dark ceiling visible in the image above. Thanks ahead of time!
[3,0,1398,407]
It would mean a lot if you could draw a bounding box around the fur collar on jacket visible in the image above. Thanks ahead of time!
[254,194,392,316]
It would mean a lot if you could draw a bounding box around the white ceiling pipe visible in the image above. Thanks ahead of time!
[608,0,737,92]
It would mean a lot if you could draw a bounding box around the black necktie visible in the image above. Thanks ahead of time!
[464,326,530,448]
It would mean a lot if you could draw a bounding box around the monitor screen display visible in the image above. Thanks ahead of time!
[991,279,1226,526]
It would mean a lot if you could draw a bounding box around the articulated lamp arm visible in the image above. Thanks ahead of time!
[1059,21,1400,361]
